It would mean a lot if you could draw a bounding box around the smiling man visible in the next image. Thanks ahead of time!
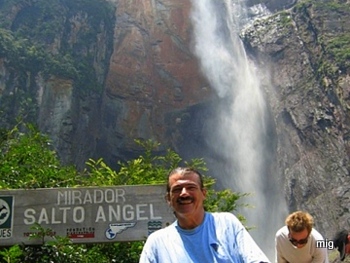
[139,167,270,263]
[275,211,329,263]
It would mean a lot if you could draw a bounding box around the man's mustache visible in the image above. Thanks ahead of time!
[177,196,194,203]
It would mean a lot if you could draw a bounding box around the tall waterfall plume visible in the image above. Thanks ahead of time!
[190,0,287,259]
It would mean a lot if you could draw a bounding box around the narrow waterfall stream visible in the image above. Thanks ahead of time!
[190,0,287,259]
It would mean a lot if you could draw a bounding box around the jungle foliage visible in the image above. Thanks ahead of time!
[0,122,248,263]
[0,0,116,133]
[0,0,115,90]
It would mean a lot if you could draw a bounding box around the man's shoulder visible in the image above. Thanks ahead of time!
[275,226,288,239]
[210,211,238,220]
[147,223,177,240]
[310,228,325,240]
[209,212,242,228]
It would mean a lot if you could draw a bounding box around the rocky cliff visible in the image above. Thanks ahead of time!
[0,0,116,166]
[0,0,350,255]
[242,0,350,240]
[98,0,212,164]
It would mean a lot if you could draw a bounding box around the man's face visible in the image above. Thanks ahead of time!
[167,172,206,218]
[288,228,309,248]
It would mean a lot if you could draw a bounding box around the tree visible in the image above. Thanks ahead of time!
[0,123,248,262]
[0,122,79,189]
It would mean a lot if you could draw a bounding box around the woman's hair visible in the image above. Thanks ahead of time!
[333,229,349,261]
[166,167,204,193]
[285,211,314,233]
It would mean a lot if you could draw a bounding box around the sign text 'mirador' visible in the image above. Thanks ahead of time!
[57,188,127,205]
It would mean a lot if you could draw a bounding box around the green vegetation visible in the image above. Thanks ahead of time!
[0,122,248,262]
[0,122,79,189]
[279,11,292,26]
[0,28,80,79]
[292,0,311,14]
[291,0,350,88]
[325,34,350,70]
[0,0,115,101]
[313,1,350,13]
[293,0,350,12]
[0,0,115,128]
[310,1,350,72]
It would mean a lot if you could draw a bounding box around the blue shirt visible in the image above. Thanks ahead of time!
[139,212,270,263]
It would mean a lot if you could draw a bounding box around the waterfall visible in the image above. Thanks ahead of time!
[190,0,287,260]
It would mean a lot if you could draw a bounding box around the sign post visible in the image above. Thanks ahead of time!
[0,185,175,246]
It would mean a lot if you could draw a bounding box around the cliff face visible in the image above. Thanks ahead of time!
[0,0,213,166]
[0,0,349,244]
[242,0,350,238]
[0,0,116,166]
[98,0,211,164]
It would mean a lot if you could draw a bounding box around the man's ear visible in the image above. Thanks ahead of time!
[166,193,171,204]
[202,188,207,198]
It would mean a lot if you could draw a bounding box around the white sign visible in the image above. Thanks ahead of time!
[0,185,175,246]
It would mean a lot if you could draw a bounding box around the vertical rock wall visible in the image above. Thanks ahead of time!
[97,0,212,164]
[242,1,350,240]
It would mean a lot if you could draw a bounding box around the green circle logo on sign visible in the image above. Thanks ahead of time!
[0,198,10,226]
